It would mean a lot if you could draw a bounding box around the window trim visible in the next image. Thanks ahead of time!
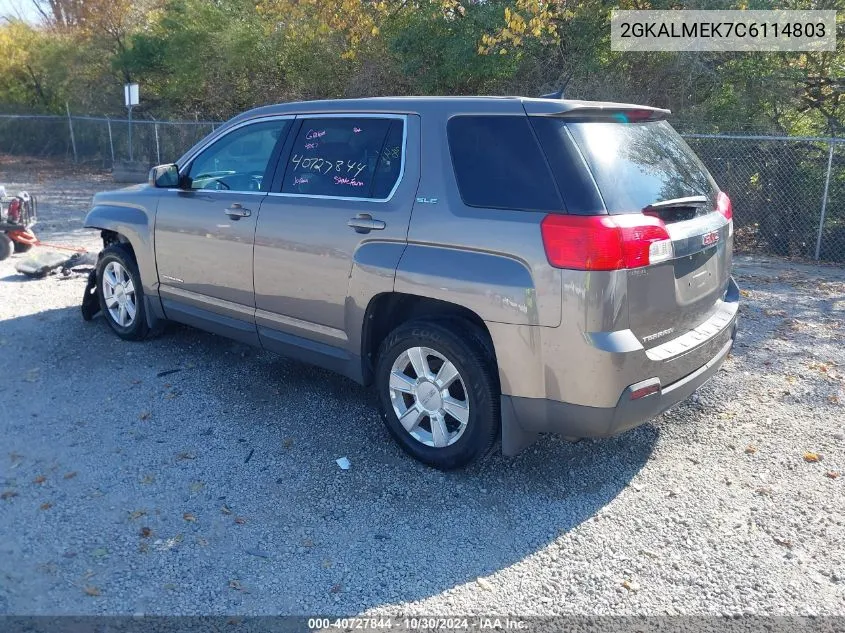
[269,113,408,203]
[174,115,296,194]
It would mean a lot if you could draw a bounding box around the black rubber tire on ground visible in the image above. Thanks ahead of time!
[375,319,500,470]
[13,241,33,254]
[96,244,150,341]
[0,233,12,261]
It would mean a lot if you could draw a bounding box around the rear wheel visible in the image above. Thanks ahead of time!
[375,320,499,469]
[96,245,149,341]
[0,233,12,261]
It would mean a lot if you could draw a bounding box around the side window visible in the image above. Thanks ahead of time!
[371,120,404,199]
[447,115,563,212]
[188,120,290,192]
[282,117,402,199]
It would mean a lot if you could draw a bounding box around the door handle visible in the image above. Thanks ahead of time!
[225,203,251,220]
[347,213,386,234]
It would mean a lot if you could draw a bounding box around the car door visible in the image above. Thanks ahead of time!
[154,117,293,344]
[253,114,418,368]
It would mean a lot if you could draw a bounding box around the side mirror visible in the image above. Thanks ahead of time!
[149,164,181,188]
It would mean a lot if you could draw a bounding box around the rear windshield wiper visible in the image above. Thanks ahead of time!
[643,196,708,212]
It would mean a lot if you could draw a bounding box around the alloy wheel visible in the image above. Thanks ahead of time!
[101,261,137,328]
[388,346,470,448]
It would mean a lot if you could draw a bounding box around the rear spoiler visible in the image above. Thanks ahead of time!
[522,98,670,122]
[553,107,669,122]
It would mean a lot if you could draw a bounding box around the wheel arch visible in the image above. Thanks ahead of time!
[99,229,135,257]
[360,292,498,387]
[85,204,165,329]
[84,205,156,290]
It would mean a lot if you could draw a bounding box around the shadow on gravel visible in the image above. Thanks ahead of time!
[0,306,657,614]
[0,273,29,283]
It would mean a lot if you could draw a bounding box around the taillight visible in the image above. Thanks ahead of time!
[541,213,673,271]
[716,191,732,221]
[7,198,21,222]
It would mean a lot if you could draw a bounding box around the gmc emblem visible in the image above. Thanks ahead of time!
[702,230,720,246]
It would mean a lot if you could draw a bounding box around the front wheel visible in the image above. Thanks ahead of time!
[375,320,500,469]
[96,245,149,341]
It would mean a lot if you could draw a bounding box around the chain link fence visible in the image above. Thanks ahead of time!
[685,134,844,263]
[0,113,218,167]
[1,113,844,264]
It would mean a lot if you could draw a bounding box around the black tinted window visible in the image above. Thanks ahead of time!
[282,118,401,198]
[562,119,716,214]
[529,117,604,215]
[189,120,289,191]
[447,116,562,211]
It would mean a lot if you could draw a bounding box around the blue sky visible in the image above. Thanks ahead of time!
[0,0,42,23]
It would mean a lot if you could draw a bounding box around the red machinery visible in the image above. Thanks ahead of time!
[0,190,38,261]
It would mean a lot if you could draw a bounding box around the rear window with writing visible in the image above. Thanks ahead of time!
[282,118,402,198]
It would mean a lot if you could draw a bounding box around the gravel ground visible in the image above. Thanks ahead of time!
[1,160,844,616]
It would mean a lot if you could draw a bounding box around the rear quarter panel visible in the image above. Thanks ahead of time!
[391,103,563,407]
[396,103,562,329]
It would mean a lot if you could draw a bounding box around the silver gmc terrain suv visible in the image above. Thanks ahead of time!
[84,96,739,469]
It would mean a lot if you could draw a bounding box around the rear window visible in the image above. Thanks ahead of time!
[447,116,563,212]
[533,118,716,214]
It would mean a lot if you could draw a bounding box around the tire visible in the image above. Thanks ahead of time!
[0,233,12,261]
[13,241,33,254]
[375,319,500,469]
[96,244,149,341]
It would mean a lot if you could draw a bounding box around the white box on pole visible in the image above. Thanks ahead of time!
[124,83,139,107]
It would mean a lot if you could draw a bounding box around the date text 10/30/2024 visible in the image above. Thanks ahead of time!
[307,617,529,630]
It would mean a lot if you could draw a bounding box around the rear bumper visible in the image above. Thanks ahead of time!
[499,279,739,455]
[505,328,733,437]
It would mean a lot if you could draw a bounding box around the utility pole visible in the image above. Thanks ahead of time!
[124,82,139,161]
